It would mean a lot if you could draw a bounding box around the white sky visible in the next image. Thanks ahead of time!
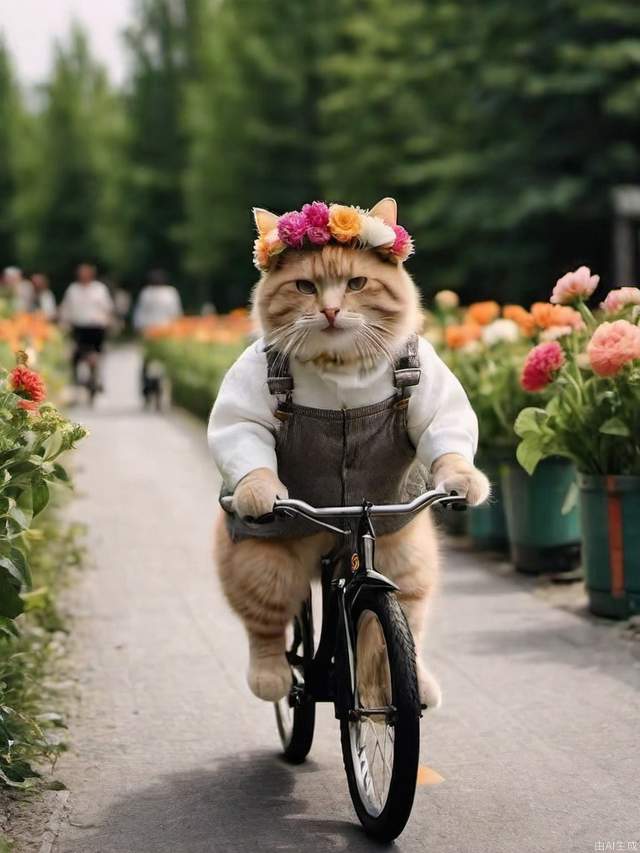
[0,0,132,84]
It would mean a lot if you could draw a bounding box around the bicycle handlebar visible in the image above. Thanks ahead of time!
[220,489,466,522]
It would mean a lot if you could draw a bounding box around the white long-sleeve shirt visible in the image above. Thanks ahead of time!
[133,285,183,331]
[208,336,478,491]
[59,281,114,328]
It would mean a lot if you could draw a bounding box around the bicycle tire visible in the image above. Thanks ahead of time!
[340,589,420,841]
[274,597,316,764]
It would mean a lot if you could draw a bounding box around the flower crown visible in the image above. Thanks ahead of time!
[252,197,414,272]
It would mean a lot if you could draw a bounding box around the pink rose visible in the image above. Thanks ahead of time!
[306,226,331,245]
[390,224,414,261]
[302,201,330,229]
[551,266,600,305]
[586,320,640,377]
[600,286,640,314]
[278,211,308,248]
[520,341,565,392]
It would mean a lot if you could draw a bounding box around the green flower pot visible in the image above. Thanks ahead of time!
[501,459,581,575]
[578,474,640,620]
[468,451,509,550]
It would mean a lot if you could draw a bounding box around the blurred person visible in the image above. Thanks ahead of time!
[3,266,34,312]
[59,263,114,389]
[31,273,57,321]
[133,268,183,332]
[133,269,183,409]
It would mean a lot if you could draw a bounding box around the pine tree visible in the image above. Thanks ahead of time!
[0,39,18,265]
[18,27,112,291]
[183,0,328,311]
[122,0,203,296]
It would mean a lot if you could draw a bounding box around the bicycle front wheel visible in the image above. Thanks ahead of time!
[340,589,420,841]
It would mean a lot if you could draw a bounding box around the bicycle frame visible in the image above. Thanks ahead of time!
[221,490,466,719]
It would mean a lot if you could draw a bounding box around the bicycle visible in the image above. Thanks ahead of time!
[73,346,102,406]
[221,489,466,841]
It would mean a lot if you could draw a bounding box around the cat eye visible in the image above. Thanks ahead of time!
[347,276,367,291]
[296,279,317,295]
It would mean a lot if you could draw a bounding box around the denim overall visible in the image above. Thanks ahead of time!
[225,334,424,541]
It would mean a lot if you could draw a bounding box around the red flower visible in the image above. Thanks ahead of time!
[520,341,565,392]
[9,365,47,410]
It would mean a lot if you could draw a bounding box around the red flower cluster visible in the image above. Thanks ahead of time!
[9,365,47,410]
[520,341,565,392]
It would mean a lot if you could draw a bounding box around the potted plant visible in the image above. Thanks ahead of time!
[434,296,530,550]
[515,270,640,616]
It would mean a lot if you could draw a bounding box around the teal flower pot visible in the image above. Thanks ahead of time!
[578,474,640,619]
[501,459,581,574]
[468,452,509,550]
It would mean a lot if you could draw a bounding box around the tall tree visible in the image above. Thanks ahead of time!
[0,39,19,265]
[16,26,114,291]
[122,0,203,296]
[183,0,329,311]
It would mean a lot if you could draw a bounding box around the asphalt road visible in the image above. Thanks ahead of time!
[54,346,640,853]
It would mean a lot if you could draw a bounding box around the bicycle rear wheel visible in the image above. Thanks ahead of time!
[340,589,420,841]
[274,596,315,764]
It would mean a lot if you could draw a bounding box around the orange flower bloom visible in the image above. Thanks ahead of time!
[503,304,536,336]
[466,301,500,326]
[445,323,482,350]
[530,302,583,330]
[328,205,362,243]
[9,365,47,410]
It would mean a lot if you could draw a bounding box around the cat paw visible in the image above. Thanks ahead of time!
[416,660,442,710]
[247,654,292,702]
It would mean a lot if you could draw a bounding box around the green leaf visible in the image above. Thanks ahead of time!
[599,417,630,437]
[516,436,544,475]
[52,463,70,482]
[514,407,548,438]
[0,548,31,588]
[0,569,24,619]
[32,479,50,517]
[42,431,63,461]
[8,488,33,530]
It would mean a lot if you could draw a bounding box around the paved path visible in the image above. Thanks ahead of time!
[54,346,640,853]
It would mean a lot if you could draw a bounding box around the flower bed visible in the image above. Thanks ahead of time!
[0,323,86,791]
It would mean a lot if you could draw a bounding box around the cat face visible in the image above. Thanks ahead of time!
[253,245,421,366]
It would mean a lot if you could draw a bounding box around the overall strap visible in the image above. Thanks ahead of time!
[393,333,421,399]
[265,346,293,419]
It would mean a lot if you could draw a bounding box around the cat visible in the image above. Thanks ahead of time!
[209,198,489,707]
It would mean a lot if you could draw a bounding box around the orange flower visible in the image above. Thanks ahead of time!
[9,365,47,410]
[328,205,362,243]
[530,302,583,330]
[445,323,482,350]
[466,301,500,326]
[503,305,536,337]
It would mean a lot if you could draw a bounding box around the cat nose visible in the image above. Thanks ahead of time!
[322,307,340,326]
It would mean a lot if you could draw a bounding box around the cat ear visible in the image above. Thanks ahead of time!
[369,197,397,227]
[253,208,279,237]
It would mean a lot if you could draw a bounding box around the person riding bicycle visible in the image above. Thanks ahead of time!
[208,198,489,711]
[59,263,114,391]
[133,268,183,406]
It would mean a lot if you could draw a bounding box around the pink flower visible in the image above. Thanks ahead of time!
[277,211,308,248]
[600,286,640,314]
[306,226,331,245]
[586,320,640,377]
[520,341,565,392]
[302,201,329,229]
[550,266,600,304]
[389,224,414,261]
